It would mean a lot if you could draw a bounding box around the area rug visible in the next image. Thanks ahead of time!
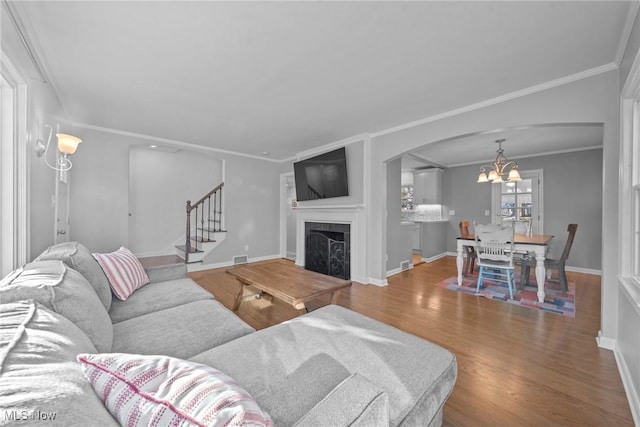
[436,275,575,317]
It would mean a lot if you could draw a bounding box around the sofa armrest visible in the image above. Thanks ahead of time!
[144,262,187,283]
[293,373,389,427]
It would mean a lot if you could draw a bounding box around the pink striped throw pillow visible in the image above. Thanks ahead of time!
[92,246,149,300]
[77,353,272,427]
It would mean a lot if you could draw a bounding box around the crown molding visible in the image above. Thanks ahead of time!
[72,122,281,163]
[281,132,371,163]
[615,1,640,66]
[448,144,604,168]
[371,63,619,139]
[2,1,47,83]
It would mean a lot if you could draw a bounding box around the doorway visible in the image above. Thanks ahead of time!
[491,169,544,233]
[279,172,297,260]
[0,60,28,276]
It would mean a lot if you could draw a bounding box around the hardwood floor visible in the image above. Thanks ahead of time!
[189,257,633,426]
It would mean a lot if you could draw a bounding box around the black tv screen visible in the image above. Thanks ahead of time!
[294,147,349,201]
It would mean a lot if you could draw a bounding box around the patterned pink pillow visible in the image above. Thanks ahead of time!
[92,246,149,300]
[77,353,272,427]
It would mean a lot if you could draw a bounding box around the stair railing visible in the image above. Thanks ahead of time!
[184,182,224,263]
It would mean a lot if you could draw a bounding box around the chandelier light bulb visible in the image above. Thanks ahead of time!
[477,138,520,184]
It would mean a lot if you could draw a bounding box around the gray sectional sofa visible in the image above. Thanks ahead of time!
[0,242,457,426]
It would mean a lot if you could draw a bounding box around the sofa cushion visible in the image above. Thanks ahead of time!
[77,352,272,427]
[0,300,119,427]
[35,241,113,311]
[92,246,150,301]
[111,299,254,359]
[0,260,113,352]
[248,353,352,426]
[189,305,457,427]
[109,278,214,324]
[294,373,389,427]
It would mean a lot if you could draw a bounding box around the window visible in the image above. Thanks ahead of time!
[635,185,640,279]
[492,170,543,233]
[632,101,640,281]
[620,97,640,285]
[401,184,414,211]
[498,179,532,221]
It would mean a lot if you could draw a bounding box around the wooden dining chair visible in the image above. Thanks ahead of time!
[459,221,477,276]
[474,222,517,299]
[521,223,578,296]
[513,220,532,235]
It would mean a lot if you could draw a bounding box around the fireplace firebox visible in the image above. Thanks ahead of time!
[304,222,350,280]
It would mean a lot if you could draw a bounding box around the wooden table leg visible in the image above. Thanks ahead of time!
[232,279,246,311]
[456,242,464,286]
[330,290,340,305]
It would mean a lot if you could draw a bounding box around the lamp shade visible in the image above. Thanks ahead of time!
[487,170,498,181]
[56,134,82,155]
[477,172,489,183]
[508,168,522,181]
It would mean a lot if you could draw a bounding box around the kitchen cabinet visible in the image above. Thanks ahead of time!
[413,169,442,205]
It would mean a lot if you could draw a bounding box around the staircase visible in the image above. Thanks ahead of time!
[175,182,226,263]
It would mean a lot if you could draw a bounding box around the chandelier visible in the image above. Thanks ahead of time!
[477,138,521,183]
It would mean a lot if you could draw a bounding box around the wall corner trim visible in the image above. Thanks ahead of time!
[613,342,640,426]
[595,331,616,350]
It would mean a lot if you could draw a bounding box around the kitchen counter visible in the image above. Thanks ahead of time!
[416,221,448,262]
[412,219,449,223]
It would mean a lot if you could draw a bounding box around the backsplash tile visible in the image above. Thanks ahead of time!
[415,205,442,221]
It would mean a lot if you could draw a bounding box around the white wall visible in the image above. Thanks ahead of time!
[62,127,130,253]
[202,154,280,265]
[386,157,412,273]
[129,148,222,255]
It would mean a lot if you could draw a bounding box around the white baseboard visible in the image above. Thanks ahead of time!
[386,266,410,277]
[596,330,616,350]
[565,266,602,276]
[367,278,388,286]
[422,252,448,263]
[613,342,640,426]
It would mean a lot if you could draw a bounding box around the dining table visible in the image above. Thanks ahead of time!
[456,233,554,302]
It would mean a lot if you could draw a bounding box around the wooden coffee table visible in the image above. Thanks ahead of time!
[226,259,352,314]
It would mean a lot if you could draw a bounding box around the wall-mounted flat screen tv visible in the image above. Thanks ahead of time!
[294,147,349,201]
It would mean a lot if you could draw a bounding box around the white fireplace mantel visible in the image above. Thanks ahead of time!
[295,207,369,285]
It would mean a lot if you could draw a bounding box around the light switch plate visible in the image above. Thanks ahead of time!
[449,210,455,216]
[484,210,490,216]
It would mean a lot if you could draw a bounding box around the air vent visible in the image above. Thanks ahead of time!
[233,255,248,265]
[401,260,410,271]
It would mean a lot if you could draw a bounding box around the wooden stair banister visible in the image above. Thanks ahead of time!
[183,182,225,263]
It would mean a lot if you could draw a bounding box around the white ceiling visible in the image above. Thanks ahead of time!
[9,1,633,161]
